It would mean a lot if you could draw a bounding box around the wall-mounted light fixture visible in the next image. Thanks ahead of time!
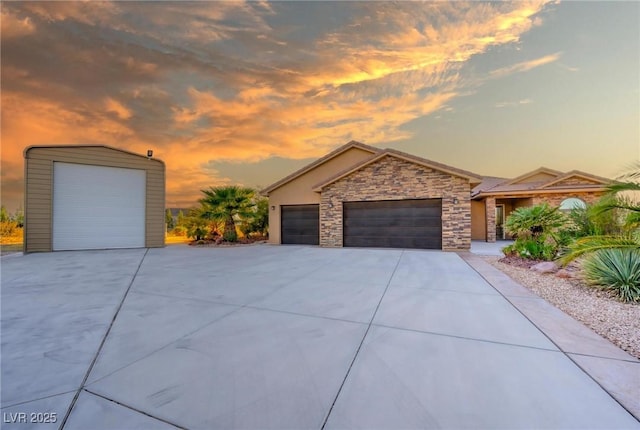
[328,201,334,208]
[271,205,275,211]
[147,149,153,158]
[452,197,459,204]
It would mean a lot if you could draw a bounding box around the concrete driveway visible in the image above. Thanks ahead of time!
[1,245,639,429]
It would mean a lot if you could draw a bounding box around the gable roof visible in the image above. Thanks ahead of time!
[472,167,612,198]
[24,144,165,166]
[261,140,380,195]
[539,170,611,189]
[312,148,483,191]
[472,176,508,196]
[503,167,563,185]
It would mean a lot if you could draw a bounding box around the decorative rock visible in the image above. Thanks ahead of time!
[556,269,573,279]
[531,261,558,274]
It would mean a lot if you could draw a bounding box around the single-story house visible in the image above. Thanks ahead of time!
[262,141,483,251]
[262,141,611,251]
[471,167,610,242]
[24,145,165,253]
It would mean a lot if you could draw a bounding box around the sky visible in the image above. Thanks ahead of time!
[1,1,638,212]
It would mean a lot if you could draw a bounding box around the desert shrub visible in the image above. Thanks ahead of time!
[240,197,269,237]
[504,238,556,260]
[566,202,624,238]
[172,226,187,236]
[183,209,210,241]
[0,221,17,237]
[223,229,238,242]
[504,204,566,260]
[583,249,640,302]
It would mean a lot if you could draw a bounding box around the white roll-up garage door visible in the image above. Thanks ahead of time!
[53,162,146,250]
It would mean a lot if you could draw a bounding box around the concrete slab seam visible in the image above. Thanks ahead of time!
[458,253,640,423]
[371,323,560,353]
[86,246,356,388]
[58,248,150,430]
[1,390,77,410]
[320,250,405,430]
[83,389,186,429]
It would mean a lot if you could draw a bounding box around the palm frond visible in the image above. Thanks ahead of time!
[560,235,640,265]
[607,182,640,194]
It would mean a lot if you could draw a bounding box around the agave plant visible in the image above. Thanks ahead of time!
[583,249,640,302]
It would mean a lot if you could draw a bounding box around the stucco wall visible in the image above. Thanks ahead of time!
[471,200,486,240]
[319,155,472,251]
[267,147,374,244]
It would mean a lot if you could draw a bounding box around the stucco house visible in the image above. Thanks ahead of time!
[471,167,610,242]
[262,141,483,251]
[262,141,612,251]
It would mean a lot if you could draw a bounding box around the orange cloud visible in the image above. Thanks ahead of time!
[490,52,562,78]
[1,1,555,211]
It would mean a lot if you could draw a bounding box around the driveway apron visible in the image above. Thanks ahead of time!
[1,246,638,429]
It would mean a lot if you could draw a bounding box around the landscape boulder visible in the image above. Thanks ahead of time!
[531,261,559,274]
[556,269,573,279]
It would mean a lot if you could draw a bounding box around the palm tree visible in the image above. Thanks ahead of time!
[199,186,255,242]
[561,163,640,263]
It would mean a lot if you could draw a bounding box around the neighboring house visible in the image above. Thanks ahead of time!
[262,141,483,251]
[471,167,611,242]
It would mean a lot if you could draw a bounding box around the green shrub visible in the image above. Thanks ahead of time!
[566,203,625,238]
[223,229,238,242]
[583,249,640,302]
[507,238,557,260]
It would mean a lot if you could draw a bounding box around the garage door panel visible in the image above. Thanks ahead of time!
[53,163,146,250]
[343,199,442,249]
[281,205,319,245]
[344,225,442,237]
[344,217,441,228]
[345,236,442,249]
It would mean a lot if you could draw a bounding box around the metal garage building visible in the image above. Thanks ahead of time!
[24,145,165,252]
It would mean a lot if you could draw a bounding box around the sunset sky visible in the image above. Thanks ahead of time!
[1,1,638,212]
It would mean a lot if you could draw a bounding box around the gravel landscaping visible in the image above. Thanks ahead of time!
[483,256,640,360]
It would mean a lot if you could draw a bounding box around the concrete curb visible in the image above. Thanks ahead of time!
[459,252,640,422]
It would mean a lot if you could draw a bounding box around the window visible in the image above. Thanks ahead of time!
[559,197,586,211]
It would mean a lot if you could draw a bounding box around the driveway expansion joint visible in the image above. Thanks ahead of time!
[59,248,150,430]
[320,250,405,430]
[371,323,561,353]
[82,389,187,430]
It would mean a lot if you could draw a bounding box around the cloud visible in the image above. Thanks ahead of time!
[495,98,534,108]
[1,0,554,210]
[490,52,562,78]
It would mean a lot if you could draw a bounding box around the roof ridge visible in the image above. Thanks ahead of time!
[261,140,380,195]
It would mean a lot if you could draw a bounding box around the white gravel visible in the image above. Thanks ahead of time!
[483,256,640,360]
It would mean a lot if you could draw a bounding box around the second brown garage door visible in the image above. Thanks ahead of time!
[343,199,442,249]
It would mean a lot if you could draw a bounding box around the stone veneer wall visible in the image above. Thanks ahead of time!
[485,197,496,243]
[319,156,472,251]
[531,192,604,207]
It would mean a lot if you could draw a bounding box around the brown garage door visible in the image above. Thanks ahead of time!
[343,199,442,249]
[281,204,319,245]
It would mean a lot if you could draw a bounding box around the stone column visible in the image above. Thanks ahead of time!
[485,197,496,243]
